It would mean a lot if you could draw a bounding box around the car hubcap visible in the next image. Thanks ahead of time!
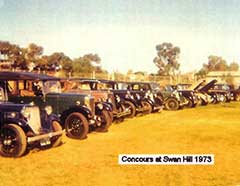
[0,129,18,155]
[69,117,83,135]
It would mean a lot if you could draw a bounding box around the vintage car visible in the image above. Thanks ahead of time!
[61,78,130,122]
[122,82,164,113]
[210,83,232,102]
[0,85,63,157]
[90,79,153,118]
[187,80,211,105]
[169,84,198,108]
[190,79,228,104]
[0,71,110,140]
[148,82,188,110]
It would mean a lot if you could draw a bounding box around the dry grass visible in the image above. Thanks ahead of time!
[1,102,240,186]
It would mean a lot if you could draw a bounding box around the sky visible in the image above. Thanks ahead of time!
[1,0,240,73]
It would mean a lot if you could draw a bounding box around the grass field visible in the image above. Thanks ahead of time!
[1,102,240,186]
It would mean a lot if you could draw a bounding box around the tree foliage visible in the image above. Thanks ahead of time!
[0,40,107,76]
[196,56,239,79]
[153,42,180,75]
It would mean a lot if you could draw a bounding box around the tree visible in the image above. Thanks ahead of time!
[72,57,94,73]
[204,55,228,71]
[153,42,180,75]
[26,43,43,59]
[229,62,239,71]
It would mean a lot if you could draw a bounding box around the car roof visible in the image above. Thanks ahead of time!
[0,71,59,81]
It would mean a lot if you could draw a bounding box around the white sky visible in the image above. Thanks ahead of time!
[1,0,240,73]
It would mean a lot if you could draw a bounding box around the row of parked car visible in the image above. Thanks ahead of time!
[0,71,239,157]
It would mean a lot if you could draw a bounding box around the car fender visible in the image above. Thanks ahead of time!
[95,102,112,115]
[143,97,154,107]
[60,106,93,123]
[4,118,31,132]
[124,98,138,107]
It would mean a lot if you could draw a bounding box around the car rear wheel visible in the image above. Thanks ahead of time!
[65,112,89,140]
[0,124,27,157]
[95,110,111,132]
[116,104,125,123]
[51,121,63,147]
[235,94,240,101]
[123,101,136,118]
[165,98,180,110]
[186,98,195,108]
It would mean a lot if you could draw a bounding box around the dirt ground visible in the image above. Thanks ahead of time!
[1,102,240,186]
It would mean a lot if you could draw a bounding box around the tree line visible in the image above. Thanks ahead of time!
[0,41,107,76]
[153,42,239,78]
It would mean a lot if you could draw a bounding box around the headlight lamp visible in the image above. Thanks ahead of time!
[97,103,103,110]
[21,107,31,119]
[44,105,53,115]
[116,95,121,103]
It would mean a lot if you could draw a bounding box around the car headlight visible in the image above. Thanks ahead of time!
[116,95,121,103]
[136,93,141,100]
[97,103,103,110]
[6,112,17,118]
[107,97,112,103]
[44,105,53,115]
[21,107,31,119]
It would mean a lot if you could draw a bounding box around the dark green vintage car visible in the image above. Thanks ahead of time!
[0,72,110,139]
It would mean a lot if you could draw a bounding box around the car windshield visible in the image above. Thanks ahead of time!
[70,81,91,90]
[214,84,230,90]
[96,83,112,90]
[177,84,191,90]
[118,83,129,90]
[165,85,174,91]
[43,81,61,94]
[150,83,160,90]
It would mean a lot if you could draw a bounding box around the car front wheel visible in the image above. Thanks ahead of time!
[95,110,112,132]
[65,112,89,140]
[165,98,180,110]
[0,124,27,157]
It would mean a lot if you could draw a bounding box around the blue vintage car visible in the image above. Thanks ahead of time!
[0,85,63,157]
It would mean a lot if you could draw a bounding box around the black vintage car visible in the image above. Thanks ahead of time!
[61,78,130,122]
[171,84,198,108]
[0,85,63,157]
[93,79,153,118]
[122,82,164,113]
[148,82,188,110]
[196,79,231,104]
[0,71,110,140]
[210,83,232,103]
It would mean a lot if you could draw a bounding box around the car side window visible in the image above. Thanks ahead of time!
[133,84,139,90]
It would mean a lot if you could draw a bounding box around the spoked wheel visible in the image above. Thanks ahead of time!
[115,104,125,123]
[165,98,180,111]
[186,98,194,108]
[51,121,63,147]
[123,101,136,118]
[235,94,240,101]
[95,110,111,132]
[219,94,227,103]
[65,112,89,139]
[0,124,27,157]
[142,101,152,114]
